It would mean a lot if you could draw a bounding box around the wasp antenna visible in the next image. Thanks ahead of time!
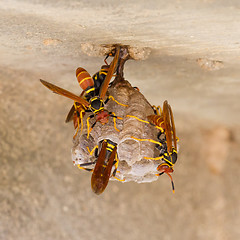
[104,55,110,65]
[104,49,114,65]
[88,121,96,135]
[166,172,175,193]
[91,121,97,129]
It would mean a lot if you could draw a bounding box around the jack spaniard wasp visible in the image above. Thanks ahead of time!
[40,46,127,138]
[128,100,178,193]
[77,139,122,195]
[65,64,110,133]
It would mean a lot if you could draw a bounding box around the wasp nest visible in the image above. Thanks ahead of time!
[71,77,164,183]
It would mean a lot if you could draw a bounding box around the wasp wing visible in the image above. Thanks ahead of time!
[99,46,120,99]
[65,104,77,123]
[91,140,117,195]
[168,104,177,151]
[65,91,85,123]
[163,100,173,153]
[40,79,90,107]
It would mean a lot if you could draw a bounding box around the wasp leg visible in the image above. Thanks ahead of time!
[112,154,125,182]
[86,114,95,139]
[144,156,164,160]
[73,108,85,139]
[104,49,115,65]
[113,174,125,182]
[131,136,162,147]
[126,115,150,124]
[109,112,123,132]
[104,97,110,105]
[77,161,96,172]
[134,87,140,91]
[88,121,97,138]
[152,105,162,115]
[108,95,128,107]
[126,115,164,132]
[104,54,110,65]
[87,145,99,156]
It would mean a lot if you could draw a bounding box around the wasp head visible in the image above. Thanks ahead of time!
[157,163,175,193]
[157,163,174,174]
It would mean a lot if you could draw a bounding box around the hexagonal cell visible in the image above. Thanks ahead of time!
[72,77,163,183]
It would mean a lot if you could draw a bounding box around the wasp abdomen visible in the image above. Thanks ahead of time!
[147,115,165,129]
[76,67,94,91]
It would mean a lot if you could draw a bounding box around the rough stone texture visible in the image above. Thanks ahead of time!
[1,1,240,240]
[81,43,151,60]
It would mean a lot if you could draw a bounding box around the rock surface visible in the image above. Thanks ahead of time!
[1,1,240,240]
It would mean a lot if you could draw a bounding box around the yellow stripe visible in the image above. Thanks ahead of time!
[87,116,91,139]
[160,162,174,169]
[77,70,87,78]
[106,143,115,151]
[111,112,121,132]
[79,77,92,85]
[163,157,174,166]
[91,96,99,101]
[126,115,149,124]
[113,175,125,181]
[109,96,128,107]
[156,118,164,126]
[131,136,162,146]
[87,145,98,156]
[85,87,95,94]
[93,106,104,113]
[127,115,164,132]
[144,156,164,160]
[155,126,164,132]
[107,143,115,149]
[100,71,108,75]
[77,165,93,172]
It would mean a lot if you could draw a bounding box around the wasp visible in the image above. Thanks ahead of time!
[77,139,121,195]
[148,101,178,192]
[40,46,127,137]
[65,64,110,134]
[91,139,118,194]
[128,100,178,192]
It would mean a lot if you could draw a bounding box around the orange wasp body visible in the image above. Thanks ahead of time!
[40,47,122,136]
[77,139,119,195]
[148,100,178,192]
[91,139,118,195]
[65,64,110,130]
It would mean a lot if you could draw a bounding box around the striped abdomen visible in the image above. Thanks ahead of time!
[147,115,165,129]
[76,67,94,91]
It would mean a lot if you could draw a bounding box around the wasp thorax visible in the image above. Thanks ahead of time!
[89,97,104,113]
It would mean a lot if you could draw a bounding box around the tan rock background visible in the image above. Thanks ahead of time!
[0,1,240,239]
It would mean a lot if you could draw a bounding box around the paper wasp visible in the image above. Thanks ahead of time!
[148,100,178,192]
[91,139,118,195]
[40,46,126,137]
[77,139,120,195]
[65,64,110,131]
[128,100,178,192]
